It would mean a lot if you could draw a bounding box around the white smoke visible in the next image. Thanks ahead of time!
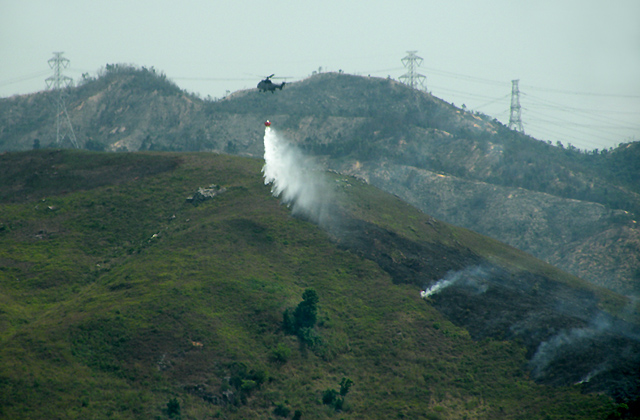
[421,277,457,298]
[575,365,607,385]
[421,265,490,298]
[530,323,602,379]
[530,310,640,381]
[262,126,333,225]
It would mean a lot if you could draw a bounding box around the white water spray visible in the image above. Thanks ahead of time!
[262,126,333,225]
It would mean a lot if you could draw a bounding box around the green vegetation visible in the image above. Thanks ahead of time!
[166,398,181,418]
[283,288,322,346]
[0,150,619,419]
[321,377,354,411]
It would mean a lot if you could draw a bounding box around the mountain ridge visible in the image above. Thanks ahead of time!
[1,65,638,296]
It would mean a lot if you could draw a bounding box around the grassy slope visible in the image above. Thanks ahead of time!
[0,150,612,419]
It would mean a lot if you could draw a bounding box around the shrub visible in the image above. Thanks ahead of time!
[339,377,353,396]
[283,289,322,346]
[282,308,296,334]
[322,388,338,405]
[298,327,322,347]
[294,289,319,329]
[322,378,353,411]
[240,379,257,393]
[166,398,180,418]
[271,343,291,364]
[224,363,267,403]
[273,403,290,417]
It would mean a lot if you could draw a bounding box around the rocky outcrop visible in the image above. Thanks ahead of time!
[186,184,227,205]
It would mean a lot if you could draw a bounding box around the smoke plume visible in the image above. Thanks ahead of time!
[530,310,640,383]
[421,265,490,298]
[262,127,334,226]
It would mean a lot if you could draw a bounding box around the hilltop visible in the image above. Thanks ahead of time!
[1,149,638,419]
[1,65,638,297]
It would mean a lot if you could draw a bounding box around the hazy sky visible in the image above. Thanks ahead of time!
[2,0,639,150]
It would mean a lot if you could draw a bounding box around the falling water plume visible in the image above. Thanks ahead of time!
[262,126,333,226]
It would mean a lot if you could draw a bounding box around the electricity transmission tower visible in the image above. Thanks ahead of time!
[399,51,427,91]
[508,79,524,133]
[46,52,79,148]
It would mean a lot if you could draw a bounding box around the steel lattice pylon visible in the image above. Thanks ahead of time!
[399,51,427,91]
[46,52,79,148]
[508,79,524,133]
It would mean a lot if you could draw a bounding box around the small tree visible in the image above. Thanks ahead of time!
[282,308,296,334]
[270,343,291,364]
[273,402,290,417]
[293,289,319,330]
[339,377,353,396]
[322,388,338,405]
[322,378,354,411]
[283,289,319,337]
[166,398,180,418]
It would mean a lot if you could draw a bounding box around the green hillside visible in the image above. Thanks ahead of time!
[0,149,629,419]
[1,66,639,295]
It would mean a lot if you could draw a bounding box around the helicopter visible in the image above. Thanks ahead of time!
[257,74,285,93]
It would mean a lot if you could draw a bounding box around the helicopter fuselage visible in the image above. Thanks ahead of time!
[257,76,285,93]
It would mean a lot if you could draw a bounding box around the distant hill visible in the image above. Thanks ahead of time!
[1,149,638,419]
[1,65,639,297]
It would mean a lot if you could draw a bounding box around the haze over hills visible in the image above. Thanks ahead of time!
[1,65,639,297]
[0,149,638,419]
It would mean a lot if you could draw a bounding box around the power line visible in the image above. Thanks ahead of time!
[172,77,255,82]
[524,116,638,131]
[414,64,639,99]
[413,64,637,149]
[522,107,634,142]
[522,107,630,149]
[474,94,511,110]
[521,92,640,130]
[421,66,508,87]
[0,70,51,88]
[525,123,609,149]
[520,83,640,99]
[357,66,405,75]
[428,84,507,103]
[525,122,620,150]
